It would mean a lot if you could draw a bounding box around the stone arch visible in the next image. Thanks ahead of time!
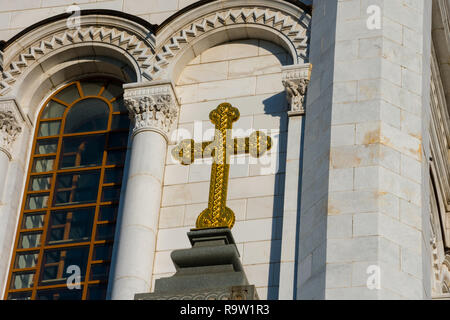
[152,0,311,82]
[12,43,139,122]
[0,11,156,108]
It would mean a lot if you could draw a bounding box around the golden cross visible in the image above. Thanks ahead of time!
[172,103,272,230]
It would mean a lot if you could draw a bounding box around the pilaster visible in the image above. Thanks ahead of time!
[279,63,310,299]
[0,97,26,297]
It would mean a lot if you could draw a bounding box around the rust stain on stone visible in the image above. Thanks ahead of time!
[330,148,361,169]
[409,142,422,161]
[328,203,340,215]
[359,85,378,100]
[363,129,381,145]
[376,191,388,198]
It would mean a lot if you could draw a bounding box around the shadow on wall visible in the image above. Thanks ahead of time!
[262,91,288,300]
[258,41,297,299]
[262,90,307,300]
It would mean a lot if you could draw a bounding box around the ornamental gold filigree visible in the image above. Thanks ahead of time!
[172,103,272,230]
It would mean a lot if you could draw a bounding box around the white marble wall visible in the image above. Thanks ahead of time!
[154,39,291,299]
[297,0,432,300]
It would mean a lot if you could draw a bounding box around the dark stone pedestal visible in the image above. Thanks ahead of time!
[134,227,258,300]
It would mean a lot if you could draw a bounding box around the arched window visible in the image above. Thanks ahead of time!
[5,80,130,300]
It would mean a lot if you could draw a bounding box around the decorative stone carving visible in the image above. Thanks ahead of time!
[135,285,258,300]
[0,2,311,94]
[0,101,22,159]
[124,82,179,140]
[431,45,450,214]
[130,5,310,80]
[134,228,258,301]
[1,24,155,96]
[282,63,311,116]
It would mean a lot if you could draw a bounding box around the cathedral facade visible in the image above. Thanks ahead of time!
[0,0,448,300]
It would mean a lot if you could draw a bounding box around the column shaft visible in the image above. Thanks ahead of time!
[0,102,23,296]
[110,131,166,300]
[108,81,178,300]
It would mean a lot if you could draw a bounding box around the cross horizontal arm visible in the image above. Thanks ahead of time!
[172,131,272,165]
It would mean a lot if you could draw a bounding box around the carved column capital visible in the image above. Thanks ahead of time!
[123,81,179,141]
[0,99,23,159]
[282,64,312,117]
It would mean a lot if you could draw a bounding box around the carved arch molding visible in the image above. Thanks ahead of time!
[0,0,310,96]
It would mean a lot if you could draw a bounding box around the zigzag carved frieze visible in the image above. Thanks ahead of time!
[149,7,309,79]
[0,26,155,95]
[0,6,309,95]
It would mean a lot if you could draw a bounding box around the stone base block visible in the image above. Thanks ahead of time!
[134,227,258,300]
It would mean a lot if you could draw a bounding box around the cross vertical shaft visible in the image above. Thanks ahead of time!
[172,103,272,229]
[198,103,238,229]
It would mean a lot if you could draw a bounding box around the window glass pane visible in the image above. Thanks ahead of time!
[29,175,52,191]
[31,157,55,173]
[54,84,80,105]
[54,171,100,206]
[93,244,113,261]
[96,224,115,240]
[38,121,61,137]
[108,132,129,148]
[89,264,109,280]
[60,135,105,169]
[99,206,118,222]
[35,139,58,155]
[8,80,130,300]
[87,284,107,300]
[19,233,41,249]
[102,186,121,202]
[7,291,32,300]
[111,114,130,130]
[81,81,103,97]
[104,168,123,184]
[25,194,49,210]
[47,208,95,245]
[64,99,109,133]
[41,247,89,285]
[102,83,123,100]
[22,213,45,229]
[106,149,127,165]
[41,101,66,119]
[36,287,83,300]
[111,97,126,112]
[14,252,39,269]
[11,272,35,289]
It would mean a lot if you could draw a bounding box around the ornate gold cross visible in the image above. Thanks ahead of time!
[172,103,272,230]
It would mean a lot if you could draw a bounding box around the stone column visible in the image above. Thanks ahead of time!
[0,99,23,295]
[278,64,310,300]
[297,0,432,299]
[109,81,179,300]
